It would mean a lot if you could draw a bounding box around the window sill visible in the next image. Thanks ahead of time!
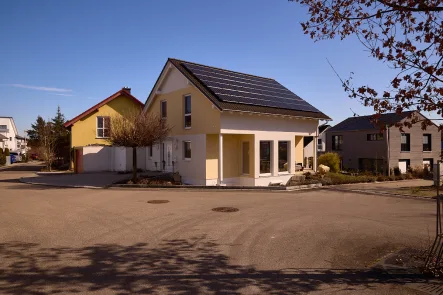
[278,171,290,175]
[400,151,410,153]
[184,127,192,130]
[95,137,110,139]
[259,173,272,177]
[184,158,191,161]
[423,151,432,153]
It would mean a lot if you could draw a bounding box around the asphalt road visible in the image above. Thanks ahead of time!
[0,168,437,294]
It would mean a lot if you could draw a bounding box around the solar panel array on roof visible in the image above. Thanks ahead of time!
[182,62,322,113]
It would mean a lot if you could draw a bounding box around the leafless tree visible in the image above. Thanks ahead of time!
[37,121,57,171]
[290,0,443,129]
[107,110,170,182]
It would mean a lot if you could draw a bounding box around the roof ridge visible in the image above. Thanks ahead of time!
[64,89,143,128]
[343,110,415,120]
[168,58,275,81]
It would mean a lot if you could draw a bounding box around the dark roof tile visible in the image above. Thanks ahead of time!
[168,58,330,120]
[328,111,416,132]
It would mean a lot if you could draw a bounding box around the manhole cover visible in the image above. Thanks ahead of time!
[147,200,170,204]
[212,207,239,212]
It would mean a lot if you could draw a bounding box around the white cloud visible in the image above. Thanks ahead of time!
[51,93,74,97]
[8,83,72,93]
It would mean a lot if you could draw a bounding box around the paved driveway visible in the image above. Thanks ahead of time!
[0,170,438,294]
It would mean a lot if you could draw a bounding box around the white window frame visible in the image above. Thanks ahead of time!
[96,116,110,138]
[161,100,167,119]
[148,145,153,159]
[184,95,191,129]
[183,141,191,160]
[278,141,290,174]
[259,140,273,176]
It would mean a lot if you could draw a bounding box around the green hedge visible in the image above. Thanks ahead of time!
[318,152,340,172]
[4,148,10,156]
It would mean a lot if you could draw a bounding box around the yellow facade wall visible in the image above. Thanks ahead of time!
[146,86,220,136]
[70,95,141,148]
[294,136,303,164]
[206,134,219,179]
[205,134,255,180]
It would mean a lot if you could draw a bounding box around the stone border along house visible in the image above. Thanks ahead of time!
[325,111,441,174]
[143,58,330,186]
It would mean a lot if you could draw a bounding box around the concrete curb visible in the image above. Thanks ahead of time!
[19,178,103,189]
[326,187,435,202]
[110,182,323,191]
[111,184,288,190]
[35,171,73,176]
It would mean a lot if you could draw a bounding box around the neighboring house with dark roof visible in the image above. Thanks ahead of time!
[143,58,330,186]
[303,124,331,168]
[326,111,440,174]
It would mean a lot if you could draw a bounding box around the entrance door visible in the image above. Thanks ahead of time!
[75,149,83,173]
[161,141,173,172]
[242,142,250,174]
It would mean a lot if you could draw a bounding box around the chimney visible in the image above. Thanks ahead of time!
[122,86,131,94]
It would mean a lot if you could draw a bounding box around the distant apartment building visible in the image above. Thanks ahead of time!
[326,111,440,173]
[0,117,27,153]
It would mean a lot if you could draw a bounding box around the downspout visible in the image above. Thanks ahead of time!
[386,125,390,176]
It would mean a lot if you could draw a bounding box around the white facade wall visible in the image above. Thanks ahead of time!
[145,135,207,185]
[0,117,18,152]
[82,146,112,172]
[220,112,317,135]
[219,112,319,186]
[81,146,147,173]
[113,147,127,172]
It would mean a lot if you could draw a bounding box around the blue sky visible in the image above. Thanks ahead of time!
[1,0,398,135]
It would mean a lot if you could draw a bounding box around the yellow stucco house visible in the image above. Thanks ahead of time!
[64,87,143,171]
[143,58,330,186]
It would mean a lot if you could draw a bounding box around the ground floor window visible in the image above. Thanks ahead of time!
[183,141,191,160]
[423,158,433,171]
[260,141,272,174]
[398,159,410,174]
[358,158,384,173]
[278,141,289,172]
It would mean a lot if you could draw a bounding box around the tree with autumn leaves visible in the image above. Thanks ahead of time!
[291,0,443,129]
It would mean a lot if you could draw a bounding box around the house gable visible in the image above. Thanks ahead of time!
[69,94,142,148]
[145,62,221,136]
[158,66,190,94]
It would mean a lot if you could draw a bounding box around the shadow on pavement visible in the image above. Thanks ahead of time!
[2,183,67,190]
[0,164,44,172]
[0,236,434,294]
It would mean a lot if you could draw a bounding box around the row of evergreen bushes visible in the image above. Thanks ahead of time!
[0,148,10,165]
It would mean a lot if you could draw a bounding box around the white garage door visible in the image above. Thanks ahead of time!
[399,160,408,174]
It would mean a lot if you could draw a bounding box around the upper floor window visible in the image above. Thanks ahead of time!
[0,125,7,130]
[149,145,153,158]
[161,100,167,119]
[367,133,384,141]
[97,116,110,138]
[184,95,191,128]
[318,138,322,145]
[423,134,432,151]
[332,135,343,151]
[401,133,410,152]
